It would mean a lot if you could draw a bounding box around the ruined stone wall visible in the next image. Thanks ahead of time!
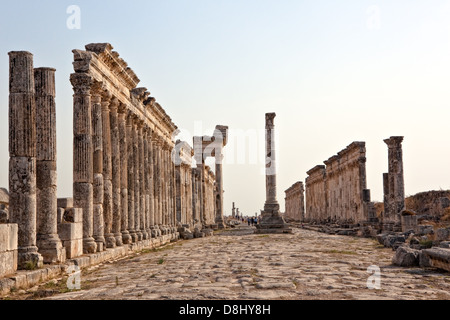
[405,191,450,220]
[284,182,305,222]
[305,142,373,225]
[174,140,194,228]
[305,166,327,222]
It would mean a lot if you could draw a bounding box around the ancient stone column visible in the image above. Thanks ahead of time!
[232,202,236,218]
[35,67,65,263]
[215,147,225,229]
[133,117,142,240]
[256,113,292,234]
[148,134,156,237]
[138,121,148,240]
[383,136,405,228]
[110,98,122,246]
[143,127,151,238]
[126,112,137,242]
[71,72,97,254]
[91,81,105,252]
[152,137,161,236]
[118,105,131,244]
[101,91,115,248]
[9,51,44,269]
[157,143,163,232]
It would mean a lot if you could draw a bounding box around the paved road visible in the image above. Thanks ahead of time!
[10,226,450,300]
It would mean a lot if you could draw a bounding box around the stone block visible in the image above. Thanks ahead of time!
[392,246,419,267]
[64,208,83,223]
[436,228,450,241]
[0,223,18,252]
[58,222,83,241]
[58,197,74,209]
[63,238,83,259]
[0,251,17,277]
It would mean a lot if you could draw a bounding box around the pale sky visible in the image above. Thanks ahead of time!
[1,1,450,216]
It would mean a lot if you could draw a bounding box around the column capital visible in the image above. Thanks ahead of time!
[118,102,128,115]
[109,97,120,112]
[70,73,93,95]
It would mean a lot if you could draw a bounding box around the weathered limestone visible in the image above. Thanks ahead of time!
[284,182,305,222]
[126,113,136,242]
[57,204,83,259]
[0,224,18,277]
[256,113,292,234]
[8,51,44,269]
[35,67,66,264]
[304,142,374,226]
[110,98,122,246]
[383,136,405,231]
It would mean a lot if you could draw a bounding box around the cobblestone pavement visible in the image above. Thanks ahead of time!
[7,226,450,300]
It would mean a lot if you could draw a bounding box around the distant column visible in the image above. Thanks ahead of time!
[383,136,405,228]
[35,67,66,263]
[9,51,44,269]
[71,71,97,254]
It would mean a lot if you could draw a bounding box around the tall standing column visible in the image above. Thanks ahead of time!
[9,51,44,268]
[71,72,97,253]
[119,105,131,244]
[152,138,161,236]
[101,91,115,248]
[126,112,137,242]
[133,117,142,241]
[215,146,225,229]
[139,122,148,239]
[143,127,151,238]
[110,98,122,246]
[383,136,405,227]
[256,112,292,234]
[91,82,105,252]
[148,134,156,237]
[35,67,66,263]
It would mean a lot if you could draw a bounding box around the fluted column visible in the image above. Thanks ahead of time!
[110,98,122,246]
[133,117,142,240]
[152,137,161,236]
[101,91,115,248]
[156,140,163,232]
[148,133,156,237]
[71,71,97,254]
[119,105,131,244]
[9,51,44,268]
[35,67,66,263]
[138,121,148,239]
[91,82,105,252]
[143,127,151,238]
[126,112,137,242]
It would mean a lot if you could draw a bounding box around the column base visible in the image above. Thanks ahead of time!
[105,233,116,248]
[129,230,137,243]
[18,247,44,270]
[122,231,132,244]
[83,237,97,254]
[142,230,149,240]
[255,208,293,234]
[37,234,66,264]
[114,233,123,246]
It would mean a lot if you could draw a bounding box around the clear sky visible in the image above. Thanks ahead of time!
[1,0,450,216]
